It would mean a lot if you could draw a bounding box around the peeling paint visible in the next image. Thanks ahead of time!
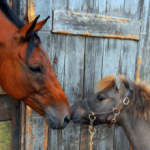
[26,106,35,150]
[72,12,77,16]
[54,30,92,36]
[102,16,113,20]
[115,18,129,23]
[83,31,91,36]
[102,16,129,23]
[53,31,139,40]
[28,1,36,23]
[67,12,71,15]
[104,34,139,40]
[94,15,99,18]
[43,120,48,150]
[136,57,141,81]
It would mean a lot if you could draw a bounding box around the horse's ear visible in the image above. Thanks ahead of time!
[114,75,125,90]
[33,16,50,32]
[15,15,40,39]
[15,16,50,40]
[127,78,134,90]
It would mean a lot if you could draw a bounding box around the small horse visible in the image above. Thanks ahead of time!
[0,0,71,129]
[71,74,150,150]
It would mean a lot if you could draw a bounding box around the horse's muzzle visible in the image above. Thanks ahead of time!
[46,112,70,130]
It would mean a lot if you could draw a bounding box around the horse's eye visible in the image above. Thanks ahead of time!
[97,95,105,101]
[29,66,42,73]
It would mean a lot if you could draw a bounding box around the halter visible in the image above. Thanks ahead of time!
[83,90,133,150]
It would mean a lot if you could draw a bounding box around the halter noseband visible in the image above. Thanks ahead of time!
[83,90,133,127]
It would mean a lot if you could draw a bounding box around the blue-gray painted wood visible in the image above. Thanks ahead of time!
[53,10,141,40]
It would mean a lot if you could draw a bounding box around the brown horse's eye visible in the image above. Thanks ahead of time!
[97,95,104,101]
[29,66,42,73]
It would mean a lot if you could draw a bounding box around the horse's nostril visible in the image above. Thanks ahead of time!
[63,115,70,127]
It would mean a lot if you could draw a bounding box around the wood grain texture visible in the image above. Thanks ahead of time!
[61,35,84,150]
[105,1,141,150]
[12,99,20,150]
[138,0,150,81]
[0,95,13,121]
[26,106,48,150]
[80,37,104,150]
[53,10,141,40]
[24,0,148,150]
[19,1,28,150]
[0,110,12,121]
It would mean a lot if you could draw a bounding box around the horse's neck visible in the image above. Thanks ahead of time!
[119,112,150,150]
[0,11,18,47]
[0,11,18,65]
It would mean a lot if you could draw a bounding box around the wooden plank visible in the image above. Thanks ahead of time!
[25,1,50,150]
[0,110,12,121]
[105,1,126,150]
[47,1,85,150]
[78,1,107,149]
[0,95,12,110]
[26,106,48,150]
[100,38,122,150]
[12,99,20,150]
[60,35,85,150]
[80,37,104,150]
[114,40,138,150]
[44,33,66,150]
[19,102,26,150]
[105,1,141,150]
[52,10,141,40]
[0,121,12,150]
[19,1,28,150]
[137,0,150,81]
[0,95,13,121]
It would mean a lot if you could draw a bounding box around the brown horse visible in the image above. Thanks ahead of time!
[71,74,150,150]
[0,0,71,129]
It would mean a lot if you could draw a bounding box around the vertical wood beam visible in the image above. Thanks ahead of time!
[12,100,20,150]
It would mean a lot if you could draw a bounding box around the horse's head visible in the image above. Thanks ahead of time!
[71,75,131,125]
[0,8,71,129]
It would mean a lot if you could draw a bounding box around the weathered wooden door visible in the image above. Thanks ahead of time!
[25,0,148,150]
[1,0,150,150]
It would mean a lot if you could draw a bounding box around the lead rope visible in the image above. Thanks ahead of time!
[89,125,96,150]
[88,109,121,150]
[88,113,97,150]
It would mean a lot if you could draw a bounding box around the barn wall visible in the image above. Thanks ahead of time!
[23,0,150,150]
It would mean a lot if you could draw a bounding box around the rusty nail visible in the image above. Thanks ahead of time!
[54,59,57,63]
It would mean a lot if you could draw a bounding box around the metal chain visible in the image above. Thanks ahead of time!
[89,125,96,150]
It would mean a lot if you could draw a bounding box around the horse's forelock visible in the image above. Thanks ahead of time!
[95,74,130,93]
[95,75,115,93]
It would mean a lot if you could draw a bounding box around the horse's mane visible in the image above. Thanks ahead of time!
[0,0,41,59]
[96,75,150,120]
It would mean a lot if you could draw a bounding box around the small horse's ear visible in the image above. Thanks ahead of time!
[114,75,125,90]
[127,78,134,90]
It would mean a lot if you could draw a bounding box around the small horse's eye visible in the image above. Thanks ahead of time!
[29,66,42,73]
[97,95,105,101]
